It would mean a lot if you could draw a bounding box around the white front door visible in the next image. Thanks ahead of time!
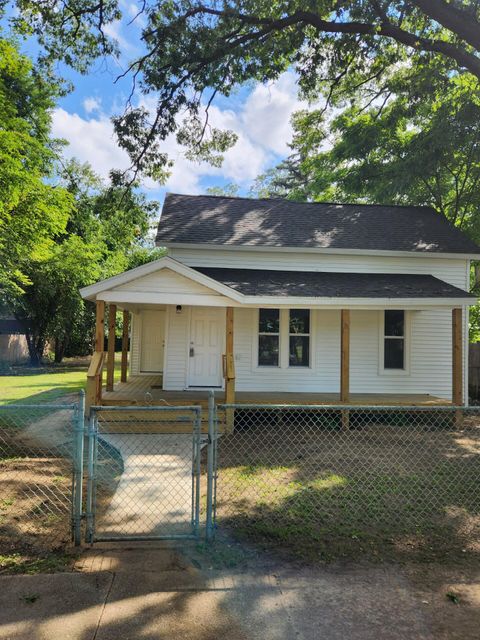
[188,308,223,387]
[140,310,165,373]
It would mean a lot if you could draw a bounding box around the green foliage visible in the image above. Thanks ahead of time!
[206,184,241,198]
[0,37,72,295]
[8,160,160,364]
[5,1,480,180]
[255,61,480,338]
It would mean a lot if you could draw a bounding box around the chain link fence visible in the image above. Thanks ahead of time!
[88,406,203,541]
[0,400,81,566]
[212,404,480,559]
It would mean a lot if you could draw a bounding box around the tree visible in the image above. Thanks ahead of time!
[255,63,480,239]
[5,1,480,180]
[0,36,72,296]
[8,160,160,365]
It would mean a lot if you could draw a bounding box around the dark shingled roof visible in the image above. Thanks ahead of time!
[193,268,474,299]
[156,193,480,255]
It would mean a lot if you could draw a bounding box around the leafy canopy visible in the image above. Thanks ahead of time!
[256,61,480,240]
[0,36,72,294]
[4,1,480,180]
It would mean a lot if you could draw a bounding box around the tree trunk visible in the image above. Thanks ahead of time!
[25,332,46,367]
[54,337,67,363]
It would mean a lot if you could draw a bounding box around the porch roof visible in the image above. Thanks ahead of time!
[193,267,475,300]
[80,256,475,308]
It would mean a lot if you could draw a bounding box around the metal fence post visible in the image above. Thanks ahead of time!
[72,390,85,546]
[206,390,215,541]
[85,411,97,544]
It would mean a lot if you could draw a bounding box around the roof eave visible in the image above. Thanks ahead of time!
[159,241,480,260]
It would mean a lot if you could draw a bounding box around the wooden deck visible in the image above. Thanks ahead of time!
[101,375,451,407]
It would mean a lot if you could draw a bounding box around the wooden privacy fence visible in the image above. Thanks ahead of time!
[469,343,480,401]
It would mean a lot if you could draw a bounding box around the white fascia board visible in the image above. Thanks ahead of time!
[95,290,475,309]
[80,255,243,303]
[164,242,480,261]
[238,296,476,309]
[97,291,241,307]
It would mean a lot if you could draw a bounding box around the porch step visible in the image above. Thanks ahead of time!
[96,408,225,434]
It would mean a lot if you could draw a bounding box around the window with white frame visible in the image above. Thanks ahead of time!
[258,308,280,366]
[289,309,310,367]
[383,310,406,370]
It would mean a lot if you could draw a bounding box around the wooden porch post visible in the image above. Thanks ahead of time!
[121,309,129,383]
[452,307,463,406]
[340,309,350,401]
[225,307,235,432]
[91,299,105,409]
[340,309,350,430]
[95,300,105,352]
[106,304,117,392]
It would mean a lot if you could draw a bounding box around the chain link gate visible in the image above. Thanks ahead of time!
[85,404,211,542]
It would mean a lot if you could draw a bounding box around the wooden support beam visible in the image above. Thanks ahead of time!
[225,307,235,432]
[452,307,463,405]
[340,309,350,430]
[85,351,105,416]
[94,300,106,405]
[121,310,129,383]
[106,304,117,392]
[340,309,350,402]
[95,300,105,352]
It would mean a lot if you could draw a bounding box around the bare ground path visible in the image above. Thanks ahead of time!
[95,434,197,538]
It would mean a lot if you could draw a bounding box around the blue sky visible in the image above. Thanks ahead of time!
[19,1,307,204]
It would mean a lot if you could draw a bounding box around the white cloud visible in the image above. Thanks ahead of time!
[52,71,304,193]
[52,109,130,179]
[241,73,306,156]
[83,96,102,114]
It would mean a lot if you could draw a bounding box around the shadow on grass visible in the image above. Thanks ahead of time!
[209,421,480,563]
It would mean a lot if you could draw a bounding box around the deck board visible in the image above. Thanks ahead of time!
[101,375,451,407]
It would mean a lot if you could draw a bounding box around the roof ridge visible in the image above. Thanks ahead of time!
[164,191,435,212]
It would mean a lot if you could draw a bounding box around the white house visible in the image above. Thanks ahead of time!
[80,193,479,411]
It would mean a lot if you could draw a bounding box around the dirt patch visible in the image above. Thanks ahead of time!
[206,418,480,563]
[0,455,75,573]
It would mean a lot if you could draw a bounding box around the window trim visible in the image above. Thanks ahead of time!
[254,308,314,370]
[378,310,411,376]
[288,308,311,368]
[257,308,281,368]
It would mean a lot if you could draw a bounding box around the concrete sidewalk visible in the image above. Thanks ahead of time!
[1,544,479,640]
[97,434,196,537]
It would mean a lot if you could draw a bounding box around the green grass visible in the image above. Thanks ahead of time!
[213,426,480,562]
[0,370,89,404]
[0,355,123,404]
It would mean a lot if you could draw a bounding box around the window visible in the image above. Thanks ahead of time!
[258,309,280,366]
[289,309,310,367]
[383,310,405,370]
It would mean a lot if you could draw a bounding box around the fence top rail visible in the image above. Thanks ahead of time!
[90,404,202,413]
[0,402,78,410]
[217,403,470,412]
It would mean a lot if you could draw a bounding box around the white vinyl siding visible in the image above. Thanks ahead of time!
[129,312,141,375]
[130,304,462,400]
[116,267,222,296]
[123,248,471,402]
[233,307,455,399]
[168,248,468,289]
[162,305,190,390]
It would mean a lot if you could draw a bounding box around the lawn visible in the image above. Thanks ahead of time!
[209,410,480,562]
[0,356,123,404]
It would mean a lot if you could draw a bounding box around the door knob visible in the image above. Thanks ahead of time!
[189,347,195,357]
